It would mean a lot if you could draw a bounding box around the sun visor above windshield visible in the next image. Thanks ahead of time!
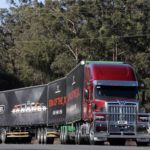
[93,80,138,87]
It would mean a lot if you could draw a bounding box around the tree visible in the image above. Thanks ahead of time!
[0,0,149,96]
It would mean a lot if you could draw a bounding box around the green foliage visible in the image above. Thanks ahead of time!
[0,0,150,107]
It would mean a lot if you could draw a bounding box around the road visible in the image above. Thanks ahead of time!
[0,144,149,150]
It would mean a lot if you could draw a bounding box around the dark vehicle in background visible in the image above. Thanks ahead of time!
[0,61,150,145]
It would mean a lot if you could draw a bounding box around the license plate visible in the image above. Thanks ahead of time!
[117,120,127,125]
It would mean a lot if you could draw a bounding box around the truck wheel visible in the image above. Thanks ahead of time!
[75,130,78,144]
[89,128,94,145]
[77,130,82,145]
[60,132,64,144]
[63,132,68,144]
[40,128,44,144]
[43,128,47,144]
[0,129,7,144]
[37,128,41,144]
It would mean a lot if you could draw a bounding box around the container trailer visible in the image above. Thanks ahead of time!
[0,84,48,143]
[0,78,66,144]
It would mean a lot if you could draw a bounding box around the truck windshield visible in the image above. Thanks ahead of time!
[95,85,138,99]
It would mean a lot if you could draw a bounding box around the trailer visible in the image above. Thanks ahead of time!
[0,84,47,143]
[0,78,66,144]
[47,77,66,144]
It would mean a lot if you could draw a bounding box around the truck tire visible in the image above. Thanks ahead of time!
[60,132,64,144]
[75,130,78,144]
[40,128,44,144]
[89,128,94,145]
[43,128,47,144]
[37,128,41,144]
[63,132,68,144]
[77,131,82,144]
[0,129,6,144]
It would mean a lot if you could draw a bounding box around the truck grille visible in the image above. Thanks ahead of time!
[108,102,137,123]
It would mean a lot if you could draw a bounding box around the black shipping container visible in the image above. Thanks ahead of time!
[66,64,84,123]
[47,78,66,125]
[0,85,47,126]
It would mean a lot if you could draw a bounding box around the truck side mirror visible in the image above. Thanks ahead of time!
[84,89,89,100]
[139,83,146,103]
[139,83,145,90]
[91,103,97,110]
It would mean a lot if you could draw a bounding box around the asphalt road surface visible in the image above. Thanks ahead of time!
[0,144,150,150]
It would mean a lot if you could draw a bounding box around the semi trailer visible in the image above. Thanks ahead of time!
[0,61,150,145]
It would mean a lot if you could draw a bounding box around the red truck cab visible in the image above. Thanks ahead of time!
[83,62,138,120]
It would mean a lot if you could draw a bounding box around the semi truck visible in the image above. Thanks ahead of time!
[0,61,150,145]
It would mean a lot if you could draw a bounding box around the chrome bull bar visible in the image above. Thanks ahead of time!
[93,111,150,137]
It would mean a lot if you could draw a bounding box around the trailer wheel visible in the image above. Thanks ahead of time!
[40,128,44,144]
[75,130,78,144]
[63,132,68,144]
[43,128,47,144]
[0,129,6,144]
[77,130,82,145]
[60,132,64,144]
[37,128,41,144]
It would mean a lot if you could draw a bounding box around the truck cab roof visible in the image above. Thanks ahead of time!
[89,63,136,81]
